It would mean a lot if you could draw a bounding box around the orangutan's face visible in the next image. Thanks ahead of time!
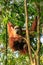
[14,26,22,35]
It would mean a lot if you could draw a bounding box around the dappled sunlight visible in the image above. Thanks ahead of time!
[40,35,43,44]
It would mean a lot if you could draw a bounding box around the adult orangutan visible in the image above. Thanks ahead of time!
[7,22,28,54]
[7,17,37,54]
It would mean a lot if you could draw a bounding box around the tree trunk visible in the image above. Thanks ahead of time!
[31,54,40,65]
[24,0,40,65]
[24,0,33,63]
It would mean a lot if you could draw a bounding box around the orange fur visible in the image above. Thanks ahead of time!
[31,16,37,31]
[7,22,27,54]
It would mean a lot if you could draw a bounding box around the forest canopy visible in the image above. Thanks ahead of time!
[0,0,43,65]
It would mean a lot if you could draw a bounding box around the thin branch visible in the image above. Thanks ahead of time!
[35,2,40,54]
[24,0,33,63]
[35,2,40,65]
[19,35,35,53]
[37,16,40,54]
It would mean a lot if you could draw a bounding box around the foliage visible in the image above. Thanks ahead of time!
[0,0,43,65]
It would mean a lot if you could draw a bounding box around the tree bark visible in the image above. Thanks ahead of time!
[36,2,40,65]
[24,0,33,64]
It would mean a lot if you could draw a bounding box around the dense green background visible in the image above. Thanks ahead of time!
[0,0,43,65]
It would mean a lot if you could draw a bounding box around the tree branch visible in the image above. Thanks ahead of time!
[35,2,40,65]
[24,0,33,63]
[19,35,35,53]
